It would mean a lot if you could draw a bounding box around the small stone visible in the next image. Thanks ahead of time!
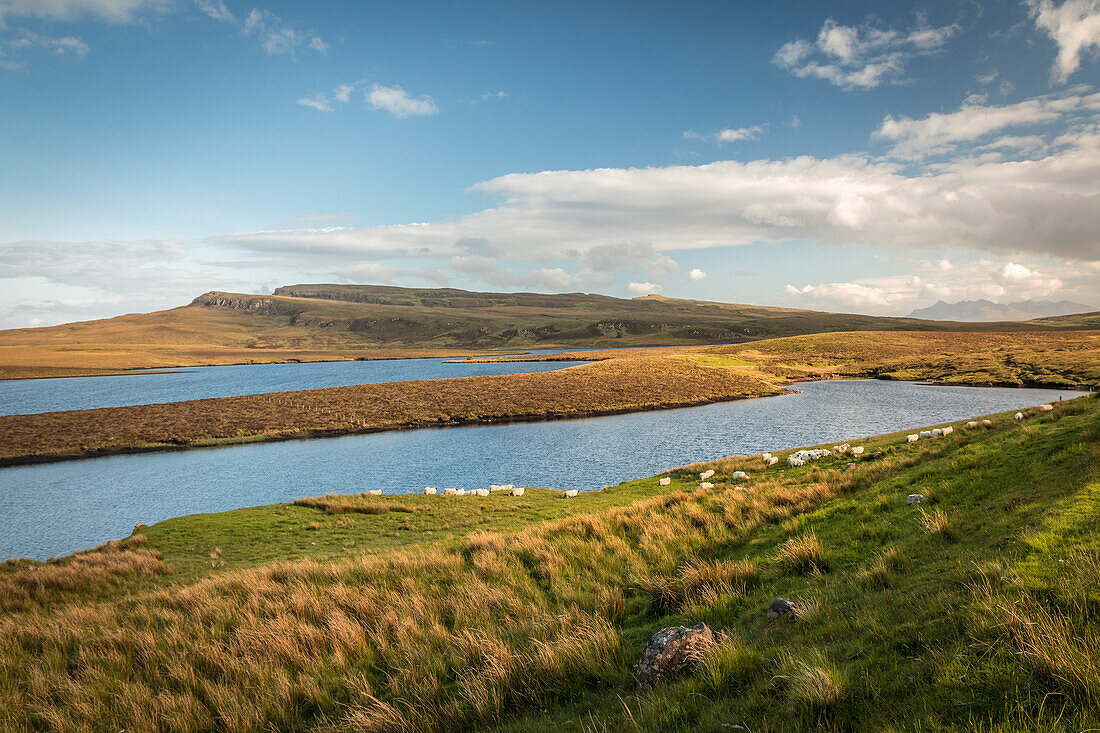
[635,622,723,688]
[767,597,796,620]
[846,463,855,469]
[907,494,925,505]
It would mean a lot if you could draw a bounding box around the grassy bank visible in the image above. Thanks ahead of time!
[0,396,1097,730]
[3,330,1097,466]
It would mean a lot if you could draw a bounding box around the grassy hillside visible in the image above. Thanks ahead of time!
[1,397,1096,731]
[3,284,1096,379]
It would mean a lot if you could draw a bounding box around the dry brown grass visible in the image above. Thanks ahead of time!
[776,531,829,574]
[0,535,166,612]
[293,494,424,515]
[917,507,956,540]
[776,650,846,712]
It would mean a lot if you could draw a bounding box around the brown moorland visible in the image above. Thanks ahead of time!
[0,354,779,465]
[2,330,1097,466]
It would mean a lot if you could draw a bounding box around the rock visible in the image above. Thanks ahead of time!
[907,494,925,505]
[767,597,796,620]
[635,622,723,688]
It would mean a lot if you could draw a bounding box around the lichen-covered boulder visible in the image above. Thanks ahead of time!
[635,622,722,688]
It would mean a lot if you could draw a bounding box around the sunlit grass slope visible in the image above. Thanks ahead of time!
[1,396,1097,731]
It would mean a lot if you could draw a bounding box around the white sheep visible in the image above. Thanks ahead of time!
[920,430,933,439]
[932,428,943,437]
[455,488,468,496]
[501,484,515,491]
[474,488,490,497]
[659,477,671,486]
[700,482,715,489]
[850,446,864,456]
[833,444,850,454]
[767,456,779,465]
[424,486,437,495]
[489,484,502,491]
[1040,404,1054,412]
[966,421,978,429]
[907,434,919,443]
[366,489,382,496]
[443,488,457,496]
[982,419,993,427]
[563,489,579,498]
[700,469,715,480]
[787,457,805,467]
[942,426,953,435]
[1015,412,1024,421]
[732,471,749,479]
[762,453,772,461]
[511,487,525,496]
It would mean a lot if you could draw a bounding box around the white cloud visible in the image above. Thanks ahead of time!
[626,282,663,296]
[0,0,173,24]
[480,90,508,101]
[874,91,1100,158]
[1030,0,1100,83]
[296,93,332,112]
[773,17,958,90]
[242,8,326,57]
[688,268,708,282]
[447,254,525,285]
[366,83,438,118]
[684,125,768,143]
[336,263,400,283]
[1,30,88,67]
[194,0,233,23]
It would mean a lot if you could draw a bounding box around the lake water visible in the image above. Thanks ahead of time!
[0,351,587,416]
[0,379,1083,560]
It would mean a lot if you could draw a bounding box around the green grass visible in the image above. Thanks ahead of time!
[1,397,1097,731]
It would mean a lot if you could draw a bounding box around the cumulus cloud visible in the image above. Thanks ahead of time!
[366,83,438,118]
[625,282,663,296]
[784,257,1084,315]
[688,268,708,282]
[1030,0,1100,83]
[874,90,1100,158]
[773,17,958,90]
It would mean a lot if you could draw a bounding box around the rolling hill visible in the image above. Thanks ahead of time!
[1,284,1098,379]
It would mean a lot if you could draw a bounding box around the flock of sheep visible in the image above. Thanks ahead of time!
[662,402,1058,490]
[400,484,582,499]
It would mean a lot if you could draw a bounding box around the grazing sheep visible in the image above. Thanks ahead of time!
[907,494,925,505]
[966,421,978,429]
[659,477,671,486]
[455,488,468,496]
[511,487,525,496]
[489,484,502,491]
[366,489,382,496]
[424,487,437,495]
[981,419,993,427]
[501,484,515,491]
[1040,404,1054,412]
[850,446,864,456]
[920,430,933,439]
[767,456,779,465]
[833,444,850,454]
[473,488,490,497]
[942,426,953,435]
[762,453,772,461]
[700,469,715,480]
[563,489,579,498]
[907,434,919,443]
[1015,412,1024,421]
[700,482,715,489]
[932,428,943,437]
[443,488,457,496]
[787,457,805,467]
[732,471,749,479]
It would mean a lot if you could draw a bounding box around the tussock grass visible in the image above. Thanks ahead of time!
[294,493,425,514]
[917,507,956,540]
[776,531,829,574]
[775,649,846,712]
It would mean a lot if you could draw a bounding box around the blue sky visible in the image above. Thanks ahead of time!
[1,0,1099,327]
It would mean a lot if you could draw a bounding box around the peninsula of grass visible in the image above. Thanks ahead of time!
[3,330,1097,467]
[1,396,1097,731]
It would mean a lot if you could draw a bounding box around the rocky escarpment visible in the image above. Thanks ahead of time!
[189,292,287,315]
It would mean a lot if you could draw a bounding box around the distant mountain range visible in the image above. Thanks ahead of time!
[907,299,1096,322]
